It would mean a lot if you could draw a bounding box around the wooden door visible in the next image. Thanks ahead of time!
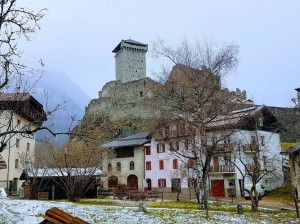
[127,175,138,190]
[211,179,225,197]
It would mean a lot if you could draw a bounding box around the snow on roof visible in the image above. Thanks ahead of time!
[102,132,151,148]
[24,167,103,178]
[206,106,264,129]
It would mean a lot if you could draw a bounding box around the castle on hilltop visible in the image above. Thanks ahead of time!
[77,39,249,139]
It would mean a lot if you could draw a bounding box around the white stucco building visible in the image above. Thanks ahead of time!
[145,106,284,198]
[101,132,151,190]
[0,93,46,195]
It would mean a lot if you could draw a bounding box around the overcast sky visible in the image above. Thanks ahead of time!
[20,1,300,107]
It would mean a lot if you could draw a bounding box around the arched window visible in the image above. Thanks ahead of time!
[130,161,134,170]
[117,162,121,171]
[108,163,112,172]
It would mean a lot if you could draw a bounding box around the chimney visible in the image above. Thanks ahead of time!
[295,87,300,106]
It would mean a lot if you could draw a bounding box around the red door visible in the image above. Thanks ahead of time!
[211,180,225,197]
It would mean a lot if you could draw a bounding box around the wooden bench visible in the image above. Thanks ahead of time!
[146,191,163,202]
[38,192,49,200]
[128,190,147,200]
[39,207,89,224]
[97,188,114,198]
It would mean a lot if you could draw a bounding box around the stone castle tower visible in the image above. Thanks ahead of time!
[112,39,148,83]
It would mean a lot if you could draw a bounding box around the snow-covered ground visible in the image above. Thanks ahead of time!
[0,198,299,224]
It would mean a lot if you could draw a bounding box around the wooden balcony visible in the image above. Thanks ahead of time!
[216,144,234,152]
[242,144,259,152]
[209,164,235,173]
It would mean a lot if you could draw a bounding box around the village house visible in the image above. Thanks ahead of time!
[144,106,284,198]
[101,132,151,190]
[0,93,46,195]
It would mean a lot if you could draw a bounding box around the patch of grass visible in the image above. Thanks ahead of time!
[265,183,293,202]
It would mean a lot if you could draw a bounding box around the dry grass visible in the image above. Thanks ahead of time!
[264,183,294,203]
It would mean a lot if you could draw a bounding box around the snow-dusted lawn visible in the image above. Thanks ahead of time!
[0,198,299,224]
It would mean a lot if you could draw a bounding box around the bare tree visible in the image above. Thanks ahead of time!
[40,141,106,201]
[18,148,50,199]
[152,38,240,209]
[230,131,282,212]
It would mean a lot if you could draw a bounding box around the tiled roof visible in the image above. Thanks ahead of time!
[206,106,264,129]
[102,132,151,148]
[112,39,147,53]
[0,93,31,102]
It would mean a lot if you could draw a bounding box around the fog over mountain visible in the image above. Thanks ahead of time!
[32,70,91,145]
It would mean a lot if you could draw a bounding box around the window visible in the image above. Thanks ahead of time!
[146,161,151,170]
[16,139,20,148]
[188,158,195,168]
[116,147,134,158]
[251,136,256,144]
[224,137,231,144]
[130,161,134,170]
[260,136,265,146]
[158,178,166,188]
[188,178,198,188]
[108,163,112,172]
[258,117,264,127]
[157,143,165,153]
[17,119,21,128]
[159,160,164,170]
[117,162,121,171]
[185,139,189,150]
[140,91,143,97]
[26,143,30,152]
[164,126,170,137]
[15,159,19,168]
[175,141,179,151]
[179,123,186,136]
[173,159,178,169]
[145,146,151,155]
[169,142,174,151]
[171,178,181,192]
[265,179,269,186]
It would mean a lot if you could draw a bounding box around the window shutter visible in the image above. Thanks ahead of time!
[157,144,159,153]
[173,159,178,169]
[164,179,166,187]
[162,143,165,152]
[194,179,198,188]
[158,179,161,187]
[176,141,179,151]
[185,139,189,150]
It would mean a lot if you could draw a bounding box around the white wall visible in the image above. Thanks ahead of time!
[0,111,36,193]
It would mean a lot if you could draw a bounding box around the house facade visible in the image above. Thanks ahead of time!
[101,132,151,190]
[0,93,46,195]
[145,106,283,198]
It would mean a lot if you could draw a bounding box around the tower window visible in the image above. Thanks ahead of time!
[140,91,143,97]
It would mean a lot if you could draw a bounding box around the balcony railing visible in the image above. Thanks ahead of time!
[242,144,259,152]
[209,164,235,173]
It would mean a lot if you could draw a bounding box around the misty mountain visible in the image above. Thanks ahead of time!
[32,70,90,145]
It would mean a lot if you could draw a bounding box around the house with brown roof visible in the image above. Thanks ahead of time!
[0,93,46,195]
[145,106,284,198]
[101,132,151,190]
